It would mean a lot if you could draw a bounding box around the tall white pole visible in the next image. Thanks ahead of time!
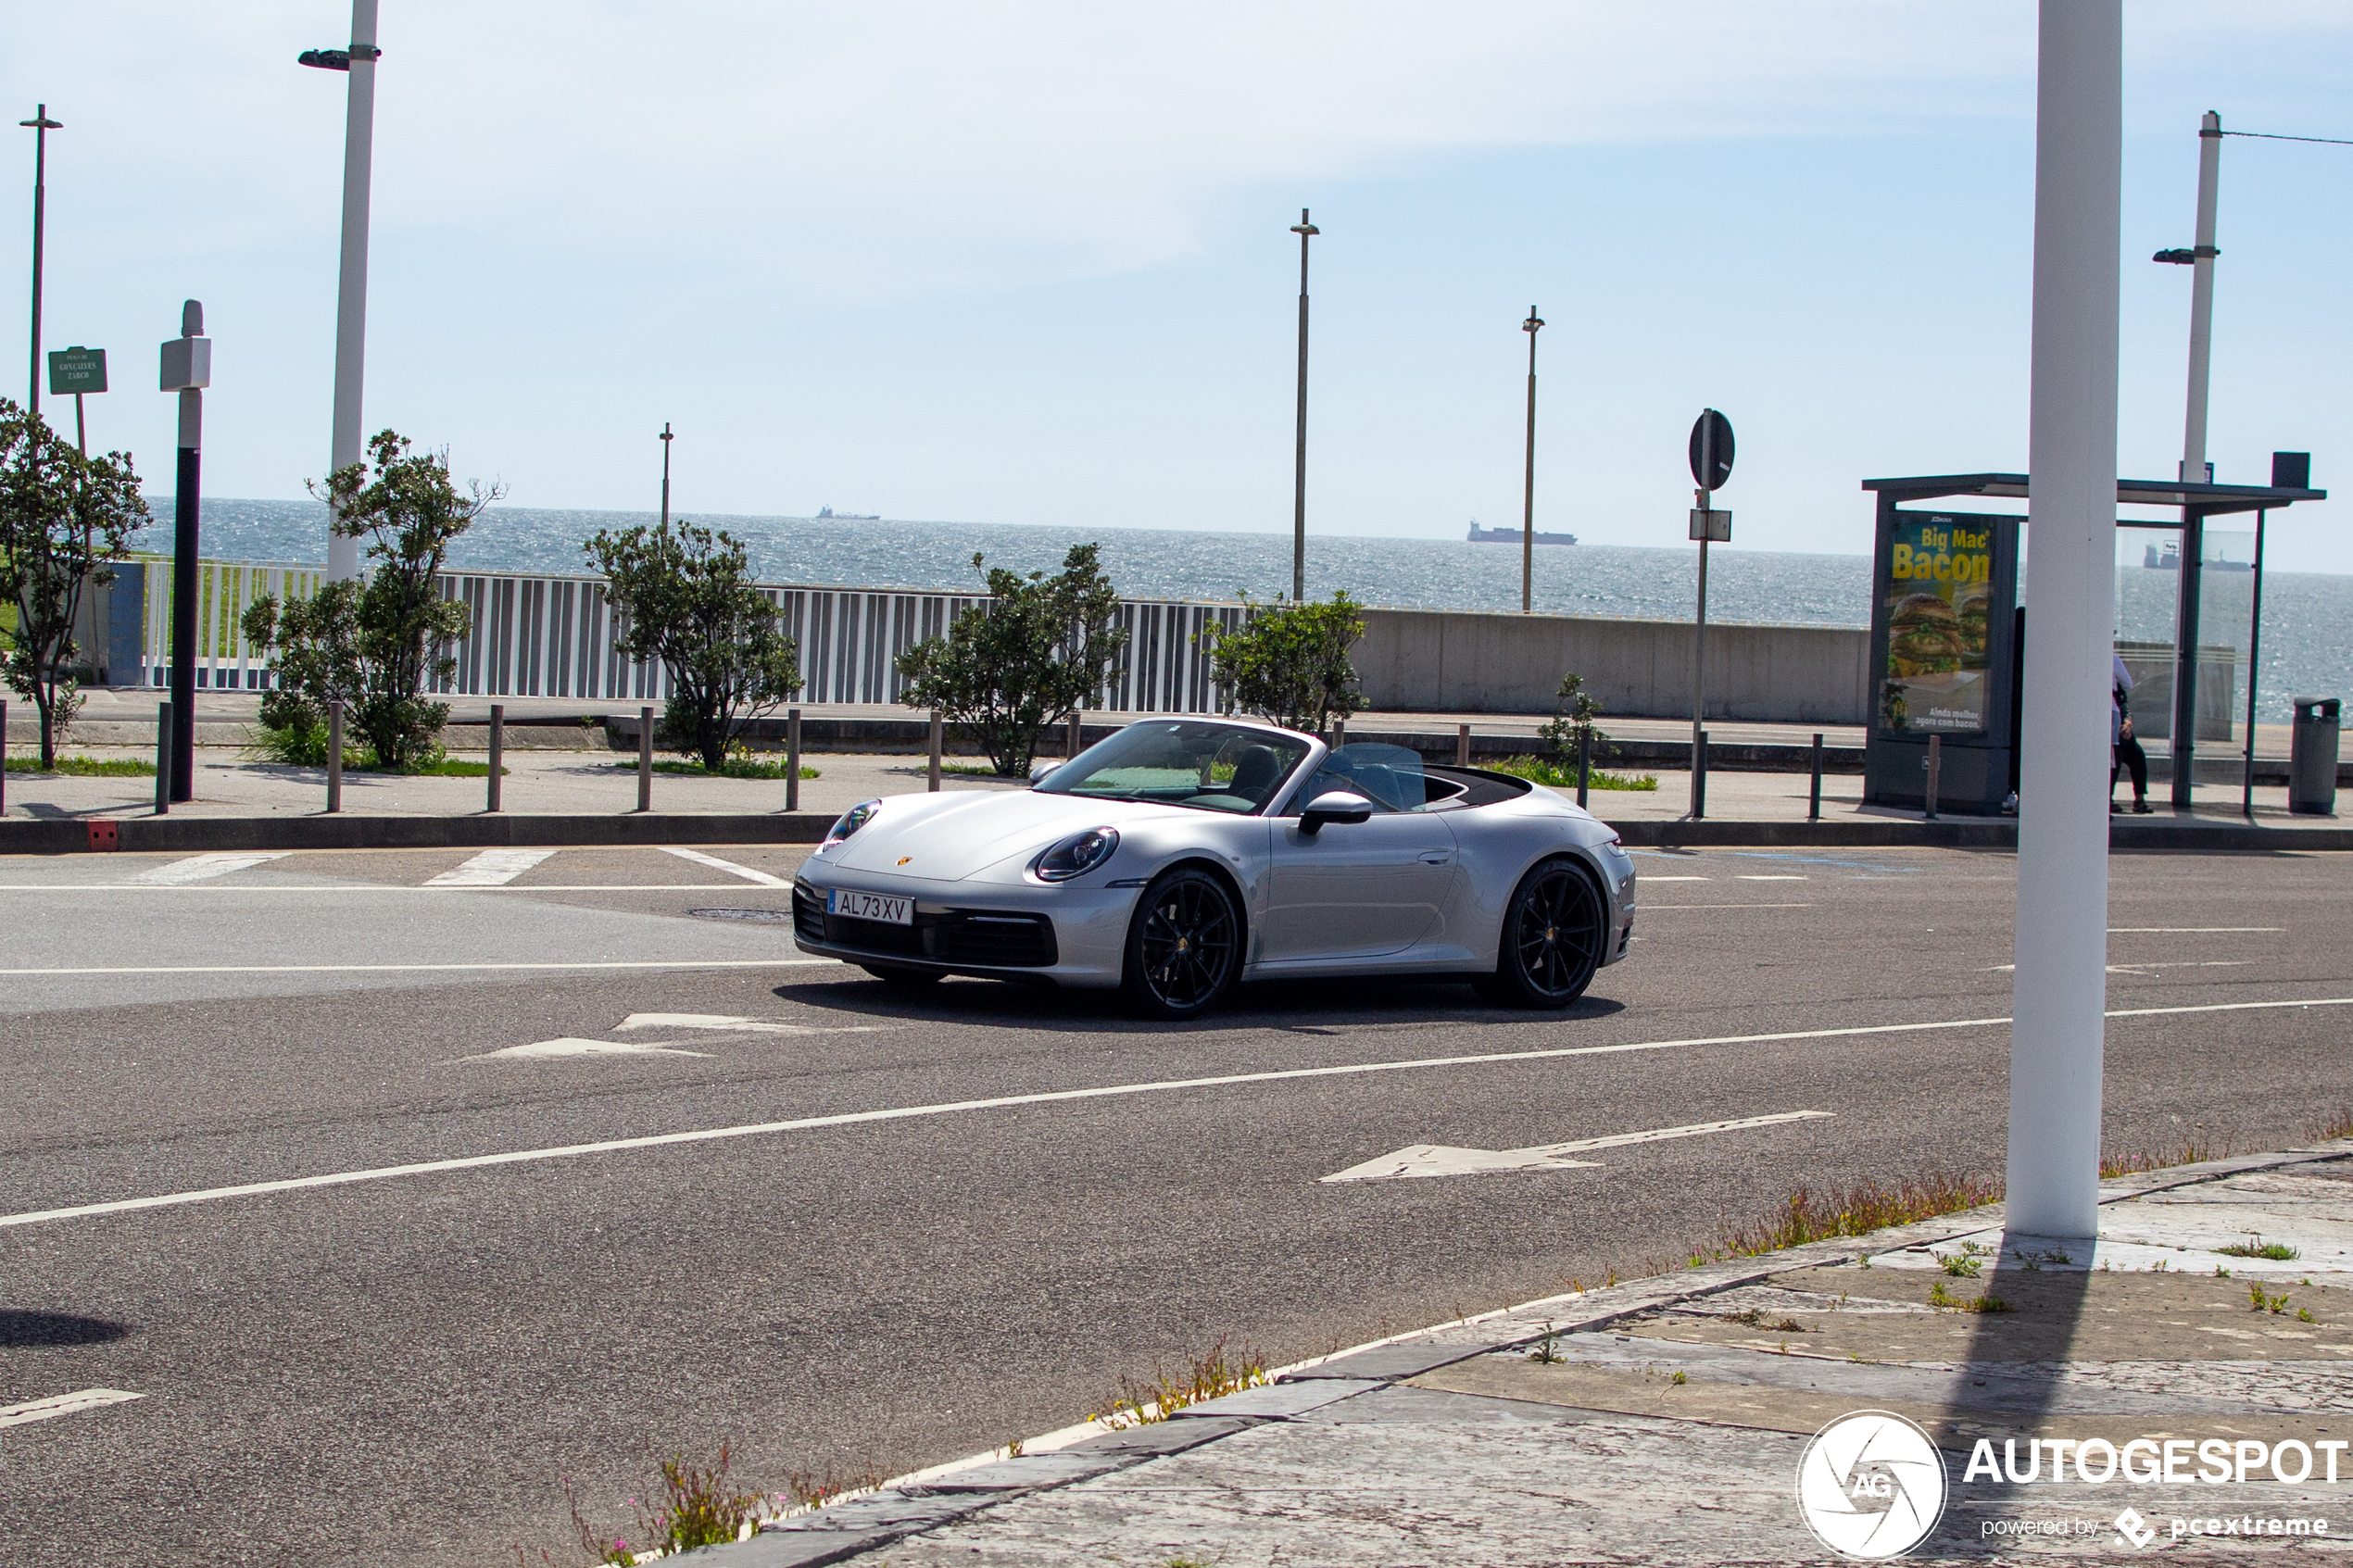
[2180,111,2222,483]
[2007,0,2121,1241]
[326,0,381,582]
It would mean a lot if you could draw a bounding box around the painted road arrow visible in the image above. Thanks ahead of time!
[1319,1110,1834,1183]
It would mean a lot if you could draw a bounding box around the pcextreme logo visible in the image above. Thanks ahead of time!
[1795,1411,1950,1560]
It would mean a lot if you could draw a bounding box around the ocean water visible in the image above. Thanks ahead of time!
[137,497,2352,722]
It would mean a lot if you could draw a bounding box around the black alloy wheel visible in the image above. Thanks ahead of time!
[861,963,943,986]
[1482,856,1605,1009]
[1122,866,1242,1020]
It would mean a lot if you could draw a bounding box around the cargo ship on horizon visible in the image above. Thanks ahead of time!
[1467,520,1576,547]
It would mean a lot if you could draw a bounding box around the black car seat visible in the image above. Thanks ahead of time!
[1227,745,1283,803]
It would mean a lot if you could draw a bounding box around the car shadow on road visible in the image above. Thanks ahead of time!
[772,973,1629,1035]
[0,1309,132,1347]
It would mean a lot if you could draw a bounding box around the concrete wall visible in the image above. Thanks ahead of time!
[1353,607,1871,723]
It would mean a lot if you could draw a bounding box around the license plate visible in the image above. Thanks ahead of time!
[827,888,912,925]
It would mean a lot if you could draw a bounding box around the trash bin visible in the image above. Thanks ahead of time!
[2290,697,2340,816]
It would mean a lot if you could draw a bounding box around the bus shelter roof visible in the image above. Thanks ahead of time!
[1860,472,2323,521]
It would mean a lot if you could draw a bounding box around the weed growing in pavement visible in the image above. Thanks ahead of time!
[1669,1371,1688,1386]
[1938,1253,1983,1279]
[1716,1172,2003,1257]
[538,1446,873,1566]
[2309,1107,2353,1143]
[2301,1308,2318,1323]
[1928,1281,2014,1314]
[2219,1235,2301,1261]
[2217,1265,2233,1278]
[2250,1284,2294,1315]
[1527,1323,1565,1364]
[1095,1336,1270,1429]
[2100,1131,2229,1179]
[1725,1308,1806,1333]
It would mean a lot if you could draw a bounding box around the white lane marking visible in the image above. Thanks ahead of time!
[132,853,288,885]
[1734,874,1807,881]
[1321,1110,1833,1183]
[1642,876,1710,883]
[426,849,556,886]
[0,884,785,893]
[1640,902,1813,910]
[11,995,2352,1233]
[2109,927,2283,934]
[660,847,791,886]
[0,1388,144,1428]
[616,1012,868,1035]
[0,959,839,976]
[464,1038,711,1060]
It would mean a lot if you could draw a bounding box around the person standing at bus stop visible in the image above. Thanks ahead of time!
[2112,651,2152,813]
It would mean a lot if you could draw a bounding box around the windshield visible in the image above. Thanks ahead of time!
[1284,742,1428,814]
[1035,720,1311,814]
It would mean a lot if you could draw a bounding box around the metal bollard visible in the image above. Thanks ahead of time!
[1808,733,1824,822]
[1693,730,1709,820]
[0,698,7,817]
[927,709,943,792]
[786,707,801,812]
[154,702,172,815]
[1067,709,1083,759]
[487,703,504,813]
[1456,722,1469,768]
[1331,717,1347,749]
[1577,728,1592,809]
[1924,734,1942,821]
[326,701,345,814]
[637,706,654,811]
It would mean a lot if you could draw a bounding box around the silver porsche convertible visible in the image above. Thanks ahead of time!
[790,717,1637,1018]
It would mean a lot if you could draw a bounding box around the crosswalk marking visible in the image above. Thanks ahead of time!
[659,847,790,886]
[132,852,289,886]
[0,1388,143,1428]
[426,849,557,886]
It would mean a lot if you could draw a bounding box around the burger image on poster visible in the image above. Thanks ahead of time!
[1956,587,1991,666]
[1886,594,1967,677]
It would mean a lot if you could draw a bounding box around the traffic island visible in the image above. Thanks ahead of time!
[679,1143,2353,1566]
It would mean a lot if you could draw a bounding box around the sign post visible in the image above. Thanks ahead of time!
[1686,409,1734,819]
[159,301,211,805]
[46,345,106,456]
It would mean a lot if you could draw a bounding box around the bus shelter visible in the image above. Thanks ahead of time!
[1859,464,2322,814]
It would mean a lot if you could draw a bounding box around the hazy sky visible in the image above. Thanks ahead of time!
[7,3,2353,571]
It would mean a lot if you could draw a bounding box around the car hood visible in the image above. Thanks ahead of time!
[822,788,1215,882]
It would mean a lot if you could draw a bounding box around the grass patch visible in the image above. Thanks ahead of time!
[2100,1131,2229,1178]
[550,1446,881,1567]
[608,759,819,781]
[1093,1336,1270,1429]
[3,755,157,776]
[1715,1172,2003,1258]
[1929,1280,2013,1313]
[2220,1235,2301,1261]
[1489,755,1658,792]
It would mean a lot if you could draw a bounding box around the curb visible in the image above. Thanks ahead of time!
[3,811,2343,856]
[681,1143,2353,1567]
[0,812,837,855]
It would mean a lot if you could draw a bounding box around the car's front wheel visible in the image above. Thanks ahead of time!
[1122,865,1242,1020]
[1479,856,1604,1009]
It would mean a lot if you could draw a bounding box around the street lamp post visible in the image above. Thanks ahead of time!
[1290,208,1317,604]
[2161,111,2222,809]
[2007,0,2121,1244]
[1520,307,1542,615]
[19,104,62,423]
[660,422,673,528]
[302,0,384,583]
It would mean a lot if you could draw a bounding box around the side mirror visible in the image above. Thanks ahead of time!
[1299,790,1375,834]
[1028,759,1062,784]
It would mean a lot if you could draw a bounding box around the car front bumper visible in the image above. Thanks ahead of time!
[790,871,1137,987]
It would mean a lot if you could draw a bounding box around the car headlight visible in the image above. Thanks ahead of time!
[1034,827,1119,883]
[823,799,880,851]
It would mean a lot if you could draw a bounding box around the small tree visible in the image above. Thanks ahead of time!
[583,521,801,770]
[1537,671,1608,764]
[1197,591,1367,736]
[242,430,498,770]
[0,399,147,767]
[894,544,1128,776]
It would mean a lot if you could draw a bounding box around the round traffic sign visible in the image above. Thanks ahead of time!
[1689,408,1734,492]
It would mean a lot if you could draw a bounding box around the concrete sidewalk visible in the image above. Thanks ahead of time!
[698,1144,2353,1566]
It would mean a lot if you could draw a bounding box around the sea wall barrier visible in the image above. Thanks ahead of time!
[88,557,1870,724]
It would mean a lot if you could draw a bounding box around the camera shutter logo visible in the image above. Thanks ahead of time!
[1795,1411,1949,1559]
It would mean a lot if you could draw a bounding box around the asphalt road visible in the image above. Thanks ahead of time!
[0,842,2347,1565]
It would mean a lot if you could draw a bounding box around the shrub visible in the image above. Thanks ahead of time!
[585,521,801,771]
[243,430,499,770]
[1196,591,1366,736]
[0,399,147,767]
[894,544,1127,776]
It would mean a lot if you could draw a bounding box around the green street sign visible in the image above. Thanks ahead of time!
[47,345,107,395]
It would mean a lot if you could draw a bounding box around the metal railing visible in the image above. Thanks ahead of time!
[117,558,1247,713]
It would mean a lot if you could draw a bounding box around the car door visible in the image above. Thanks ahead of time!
[1261,809,1460,961]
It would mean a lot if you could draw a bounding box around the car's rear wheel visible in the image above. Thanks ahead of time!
[861,962,943,987]
[1479,856,1604,1009]
[1122,866,1242,1020]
